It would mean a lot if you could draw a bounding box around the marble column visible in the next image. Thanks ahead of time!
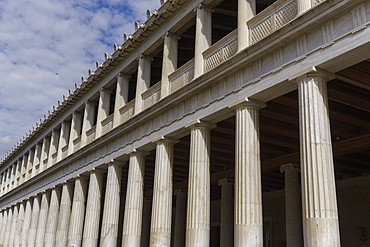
[82,168,104,247]
[218,179,233,247]
[81,101,96,147]
[280,163,303,247]
[149,137,177,247]
[161,33,179,98]
[230,98,265,247]
[9,164,15,191]
[35,191,51,247]
[113,73,130,128]
[20,154,28,184]
[194,4,213,77]
[21,198,33,247]
[134,55,152,114]
[44,187,62,247]
[0,210,8,246]
[68,112,83,156]
[47,129,60,168]
[298,0,312,14]
[122,151,148,247]
[55,182,74,247]
[100,161,123,246]
[28,195,41,247]
[142,197,152,247]
[297,71,340,246]
[0,211,3,242]
[185,120,215,247]
[57,121,71,162]
[9,204,19,246]
[14,202,25,246]
[238,0,256,50]
[3,207,12,247]
[174,190,187,247]
[95,88,112,137]
[40,136,51,172]
[31,142,42,177]
[68,176,88,247]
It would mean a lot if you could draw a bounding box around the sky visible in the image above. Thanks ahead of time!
[0,0,161,160]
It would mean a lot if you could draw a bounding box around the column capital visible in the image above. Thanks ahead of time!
[288,66,335,83]
[174,189,187,196]
[74,173,90,180]
[138,54,154,61]
[127,149,150,157]
[89,167,106,174]
[194,3,215,13]
[152,136,179,144]
[117,72,131,79]
[229,97,266,110]
[100,88,113,94]
[162,32,181,40]
[185,119,216,129]
[280,163,300,173]
[218,178,233,187]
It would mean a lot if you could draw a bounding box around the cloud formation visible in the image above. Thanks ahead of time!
[0,0,161,158]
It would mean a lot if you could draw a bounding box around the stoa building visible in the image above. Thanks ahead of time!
[1,0,370,246]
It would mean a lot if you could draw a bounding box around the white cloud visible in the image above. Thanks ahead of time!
[0,0,161,158]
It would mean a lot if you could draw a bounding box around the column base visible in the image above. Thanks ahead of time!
[150,232,171,247]
[235,224,263,247]
[305,218,340,247]
[186,228,209,247]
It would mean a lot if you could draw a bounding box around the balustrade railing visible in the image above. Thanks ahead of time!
[73,136,81,152]
[142,82,161,110]
[169,59,194,93]
[86,126,96,144]
[101,114,114,135]
[119,100,135,123]
[249,0,297,44]
[203,29,238,72]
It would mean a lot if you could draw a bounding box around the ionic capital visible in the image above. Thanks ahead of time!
[174,189,187,196]
[218,178,233,187]
[127,149,150,157]
[229,97,266,110]
[280,163,300,173]
[185,119,216,130]
[117,72,131,79]
[152,136,178,145]
[288,66,335,83]
[194,3,215,13]
[163,32,181,40]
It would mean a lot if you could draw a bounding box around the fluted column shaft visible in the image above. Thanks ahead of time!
[81,101,96,147]
[150,138,177,246]
[68,112,83,156]
[47,129,59,168]
[28,195,41,247]
[9,204,19,246]
[35,192,51,247]
[57,121,71,162]
[0,211,3,242]
[297,73,340,247]
[298,0,312,14]
[122,151,147,247]
[161,33,179,97]
[82,169,104,247]
[100,162,123,246]
[21,198,33,246]
[186,121,215,247]
[68,177,88,247]
[113,73,130,128]
[232,99,265,247]
[135,55,152,114]
[96,89,112,137]
[280,164,303,247]
[0,210,8,246]
[174,190,187,247]
[3,207,13,247]
[15,202,25,246]
[219,179,234,247]
[238,0,255,50]
[56,182,74,247]
[45,187,62,247]
[194,4,213,77]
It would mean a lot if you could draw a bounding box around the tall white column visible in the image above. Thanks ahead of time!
[122,151,148,247]
[35,191,51,247]
[68,112,83,156]
[134,55,152,114]
[194,4,213,77]
[280,163,303,247]
[0,211,3,243]
[57,121,71,162]
[3,207,12,247]
[230,98,265,247]
[218,179,234,247]
[14,201,25,246]
[185,120,215,247]
[9,204,19,246]
[150,137,177,246]
[81,101,96,147]
[56,182,74,247]
[32,142,42,177]
[68,176,88,247]
[44,187,62,247]
[0,210,8,246]
[298,0,312,14]
[14,159,22,188]
[100,161,123,246]
[174,190,187,247]
[238,0,256,50]
[9,163,15,190]
[47,129,60,168]
[95,88,112,138]
[113,73,130,128]
[40,136,50,172]
[20,154,28,184]
[297,71,340,247]
[161,33,179,98]
[21,198,33,247]
[28,195,41,247]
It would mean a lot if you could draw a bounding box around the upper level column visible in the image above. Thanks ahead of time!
[81,101,97,147]
[161,33,180,98]
[57,120,71,162]
[47,129,60,168]
[295,68,340,247]
[96,88,112,138]
[40,136,51,172]
[194,4,213,77]
[298,0,312,14]
[68,111,83,156]
[238,0,255,50]
[230,98,265,247]
[135,55,152,114]
[113,73,130,128]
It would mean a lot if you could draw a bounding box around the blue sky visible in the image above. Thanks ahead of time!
[0,0,161,159]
